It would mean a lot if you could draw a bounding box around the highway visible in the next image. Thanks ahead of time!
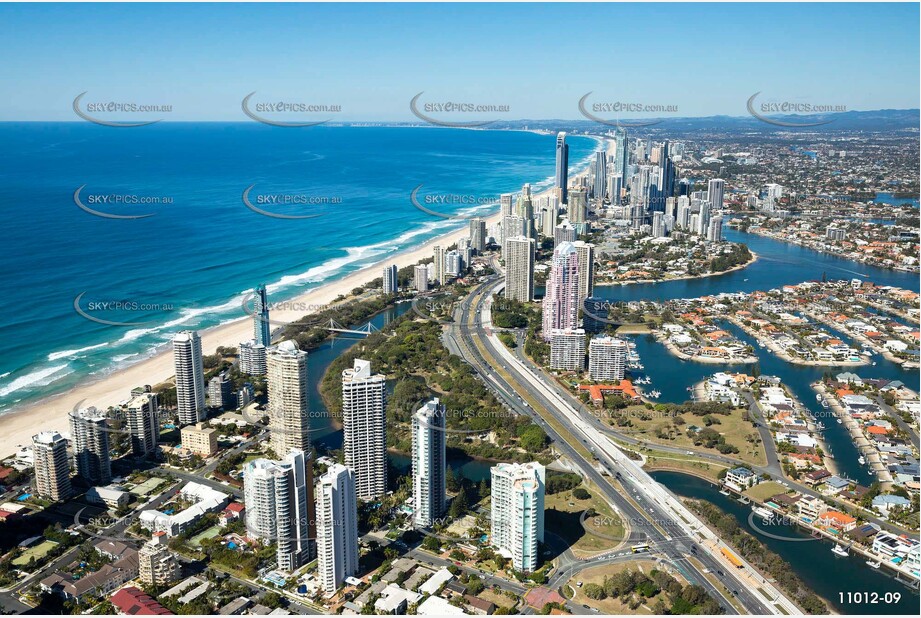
[445,273,801,615]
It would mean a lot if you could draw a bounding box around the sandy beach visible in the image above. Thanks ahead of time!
[1,139,607,459]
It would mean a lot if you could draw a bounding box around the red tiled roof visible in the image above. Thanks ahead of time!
[111,587,173,615]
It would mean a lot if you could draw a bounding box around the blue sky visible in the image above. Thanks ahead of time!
[1,2,918,121]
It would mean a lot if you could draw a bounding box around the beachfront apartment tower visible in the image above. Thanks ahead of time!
[383,264,399,294]
[555,132,569,204]
[342,359,387,500]
[542,242,580,341]
[32,431,72,501]
[433,245,445,285]
[592,150,606,200]
[413,264,429,292]
[515,184,535,239]
[568,189,587,224]
[239,339,267,376]
[412,398,447,528]
[504,236,535,303]
[253,284,271,347]
[127,392,160,458]
[490,462,545,572]
[469,218,487,253]
[69,406,112,486]
[316,464,359,594]
[500,193,514,217]
[501,214,527,257]
[267,340,311,457]
[244,449,315,572]
[589,336,628,381]
[173,331,205,425]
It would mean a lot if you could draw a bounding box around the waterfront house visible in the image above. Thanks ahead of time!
[724,467,757,490]
[804,469,831,486]
[796,495,824,521]
[872,494,911,516]
[816,510,857,533]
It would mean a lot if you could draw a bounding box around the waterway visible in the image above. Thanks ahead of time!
[650,471,920,615]
[598,227,920,485]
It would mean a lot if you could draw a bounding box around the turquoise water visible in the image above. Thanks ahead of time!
[652,471,920,614]
[0,124,599,414]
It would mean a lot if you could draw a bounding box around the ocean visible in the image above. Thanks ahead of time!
[0,123,600,413]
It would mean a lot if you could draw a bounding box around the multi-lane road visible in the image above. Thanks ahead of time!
[444,273,802,615]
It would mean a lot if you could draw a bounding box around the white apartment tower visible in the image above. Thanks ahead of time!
[127,392,159,457]
[342,359,387,500]
[433,245,445,285]
[173,331,205,425]
[240,339,268,375]
[244,449,314,572]
[708,178,725,211]
[383,264,399,294]
[316,464,359,594]
[267,340,311,456]
[504,236,535,302]
[32,431,72,501]
[588,336,628,381]
[469,218,487,252]
[69,406,112,486]
[413,264,429,292]
[549,329,586,371]
[490,462,545,572]
[412,398,447,528]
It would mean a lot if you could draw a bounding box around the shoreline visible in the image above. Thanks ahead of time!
[596,251,759,288]
[654,331,759,365]
[0,139,607,460]
[728,316,869,367]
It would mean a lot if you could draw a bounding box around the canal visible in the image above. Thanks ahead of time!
[650,471,920,614]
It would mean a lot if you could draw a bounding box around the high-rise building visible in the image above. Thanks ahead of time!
[126,392,159,458]
[540,197,559,238]
[181,422,218,457]
[412,398,446,528]
[504,236,535,303]
[499,192,514,218]
[588,336,628,381]
[433,245,445,285]
[706,217,723,243]
[568,189,587,224]
[592,150,606,199]
[32,431,72,501]
[554,219,576,246]
[615,129,630,183]
[316,464,359,594]
[676,197,691,230]
[138,537,181,586]
[342,359,387,501]
[490,462,545,572]
[708,178,725,211]
[413,264,429,292]
[826,225,846,241]
[173,331,205,425]
[240,340,267,376]
[515,185,535,239]
[445,250,462,277]
[208,372,234,410]
[549,329,586,371]
[555,133,569,204]
[69,407,111,486]
[469,218,486,253]
[651,212,666,238]
[502,214,527,258]
[383,264,399,294]
[572,241,595,308]
[244,449,314,572]
[267,341,311,457]
[542,242,580,341]
[253,284,271,348]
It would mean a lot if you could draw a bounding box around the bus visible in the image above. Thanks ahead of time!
[631,543,650,554]
[721,547,743,568]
